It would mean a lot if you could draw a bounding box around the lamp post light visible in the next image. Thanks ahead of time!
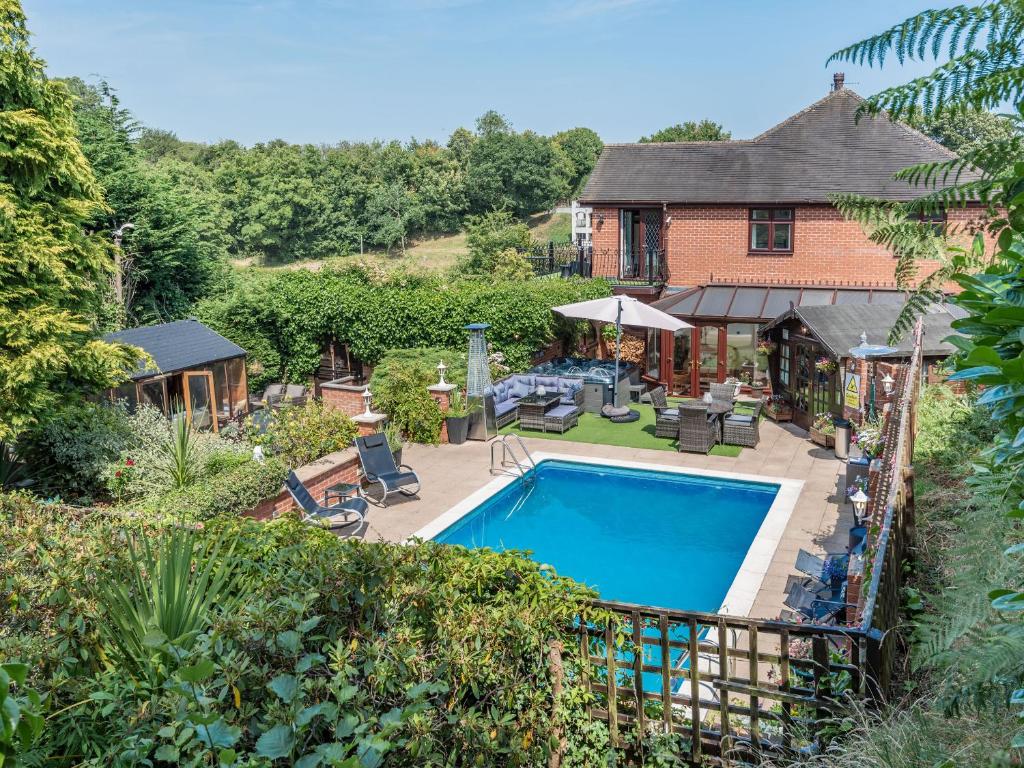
[850,488,870,525]
[361,387,373,417]
[881,372,895,396]
[437,361,447,386]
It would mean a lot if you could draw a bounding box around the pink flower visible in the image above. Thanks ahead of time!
[115,470,122,478]
[125,458,135,467]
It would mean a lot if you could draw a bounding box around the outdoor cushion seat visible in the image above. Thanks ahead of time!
[509,382,531,399]
[533,375,560,390]
[494,399,519,417]
[725,414,754,424]
[546,404,576,419]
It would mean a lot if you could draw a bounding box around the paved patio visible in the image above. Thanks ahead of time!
[362,419,851,621]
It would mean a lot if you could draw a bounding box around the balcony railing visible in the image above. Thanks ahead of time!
[616,247,666,286]
[518,244,667,286]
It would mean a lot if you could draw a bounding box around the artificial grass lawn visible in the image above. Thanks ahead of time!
[499,402,745,457]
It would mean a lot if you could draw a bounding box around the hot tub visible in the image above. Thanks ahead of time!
[528,357,636,412]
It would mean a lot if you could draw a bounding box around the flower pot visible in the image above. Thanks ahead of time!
[766,408,792,423]
[445,415,469,445]
[748,386,764,400]
[809,426,835,448]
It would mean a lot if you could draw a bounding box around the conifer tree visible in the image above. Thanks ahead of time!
[0,0,135,440]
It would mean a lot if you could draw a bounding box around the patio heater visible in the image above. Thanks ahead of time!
[464,323,494,441]
[848,332,897,421]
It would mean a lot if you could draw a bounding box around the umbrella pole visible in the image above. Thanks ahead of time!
[613,299,622,407]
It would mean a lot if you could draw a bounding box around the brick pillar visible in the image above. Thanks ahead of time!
[427,383,456,443]
[320,376,369,417]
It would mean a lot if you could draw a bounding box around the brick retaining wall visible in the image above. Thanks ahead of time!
[247,447,362,521]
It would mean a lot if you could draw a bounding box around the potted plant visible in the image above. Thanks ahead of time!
[443,390,470,445]
[383,422,404,466]
[764,395,792,422]
[809,412,836,448]
[815,356,838,375]
[852,421,884,459]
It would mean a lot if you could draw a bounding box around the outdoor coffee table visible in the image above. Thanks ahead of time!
[516,392,562,431]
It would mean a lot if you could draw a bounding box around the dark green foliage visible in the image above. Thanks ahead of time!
[0,494,617,766]
[144,456,287,522]
[639,120,731,143]
[247,400,358,467]
[66,78,231,324]
[197,267,611,387]
[369,348,468,444]
[466,111,572,217]
[552,127,604,196]
[462,209,533,274]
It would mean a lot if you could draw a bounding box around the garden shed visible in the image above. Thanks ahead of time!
[760,303,962,429]
[104,319,249,432]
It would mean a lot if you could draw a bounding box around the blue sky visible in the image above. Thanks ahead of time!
[26,0,954,146]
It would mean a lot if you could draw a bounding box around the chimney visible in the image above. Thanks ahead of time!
[832,72,845,92]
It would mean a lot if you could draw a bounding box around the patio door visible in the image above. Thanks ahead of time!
[792,343,814,430]
[182,370,219,433]
[620,209,661,279]
[672,332,694,396]
[698,326,721,391]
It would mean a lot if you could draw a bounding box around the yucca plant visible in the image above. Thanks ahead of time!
[159,414,199,490]
[93,527,244,679]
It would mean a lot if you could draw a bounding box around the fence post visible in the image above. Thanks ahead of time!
[548,241,555,274]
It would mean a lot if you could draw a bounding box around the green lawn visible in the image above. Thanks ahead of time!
[499,402,745,457]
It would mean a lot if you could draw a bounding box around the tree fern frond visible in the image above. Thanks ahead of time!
[828,3,1009,67]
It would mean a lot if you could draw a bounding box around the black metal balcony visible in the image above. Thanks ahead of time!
[614,247,667,286]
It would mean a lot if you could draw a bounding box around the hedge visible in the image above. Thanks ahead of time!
[198,267,610,389]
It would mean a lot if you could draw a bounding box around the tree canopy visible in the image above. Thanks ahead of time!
[639,119,731,143]
[0,0,135,441]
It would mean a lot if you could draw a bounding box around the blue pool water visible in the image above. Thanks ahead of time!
[435,459,779,612]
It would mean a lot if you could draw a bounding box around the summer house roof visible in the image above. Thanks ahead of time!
[104,319,246,381]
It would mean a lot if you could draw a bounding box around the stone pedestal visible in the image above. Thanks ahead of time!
[353,412,388,438]
[428,383,457,443]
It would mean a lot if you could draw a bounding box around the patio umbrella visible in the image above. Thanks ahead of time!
[552,295,693,409]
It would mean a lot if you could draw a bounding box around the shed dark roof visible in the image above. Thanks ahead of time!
[105,319,246,381]
[580,89,972,204]
[761,303,961,359]
[651,284,914,321]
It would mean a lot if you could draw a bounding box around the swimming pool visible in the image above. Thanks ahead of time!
[415,454,802,618]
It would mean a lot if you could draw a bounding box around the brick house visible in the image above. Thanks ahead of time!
[578,74,989,399]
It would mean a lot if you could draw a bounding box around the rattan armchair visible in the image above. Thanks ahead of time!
[709,382,737,409]
[723,402,762,447]
[678,401,719,454]
[649,386,680,439]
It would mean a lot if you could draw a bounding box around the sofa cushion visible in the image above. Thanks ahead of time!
[725,414,754,424]
[491,381,510,402]
[546,404,577,419]
[534,375,560,390]
[509,382,531,399]
[559,395,578,406]
[513,374,535,388]
[558,378,582,393]
[494,399,518,417]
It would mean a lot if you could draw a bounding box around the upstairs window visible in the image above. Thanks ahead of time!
[750,208,793,252]
[908,208,946,235]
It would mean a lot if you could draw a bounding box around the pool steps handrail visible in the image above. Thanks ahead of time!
[489,435,537,519]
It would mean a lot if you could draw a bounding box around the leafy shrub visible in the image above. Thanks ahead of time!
[370,355,445,444]
[144,456,287,521]
[247,400,358,467]
[1,494,621,767]
[25,401,133,498]
[371,346,467,388]
[101,406,245,501]
[461,210,532,274]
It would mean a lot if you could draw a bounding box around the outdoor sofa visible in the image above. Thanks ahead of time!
[487,374,584,429]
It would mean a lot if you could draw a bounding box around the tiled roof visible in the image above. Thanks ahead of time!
[651,284,911,321]
[761,303,961,359]
[105,319,246,380]
[580,89,971,204]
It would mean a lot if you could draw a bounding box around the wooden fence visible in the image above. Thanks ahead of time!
[572,321,925,765]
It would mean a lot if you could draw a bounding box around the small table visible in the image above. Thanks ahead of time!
[517,392,562,431]
[324,482,360,506]
[628,383,646,403]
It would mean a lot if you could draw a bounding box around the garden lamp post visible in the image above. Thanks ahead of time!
[362,387,373,417]
[850,488,870,525]
[437,361,447,386]
[881,372,895,396]
[848,332,896,421]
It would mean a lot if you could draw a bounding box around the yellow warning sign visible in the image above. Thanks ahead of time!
[844,373,861,410]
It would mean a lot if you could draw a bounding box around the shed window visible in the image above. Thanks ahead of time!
[750,208,793,252]
[779,343,791,387]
